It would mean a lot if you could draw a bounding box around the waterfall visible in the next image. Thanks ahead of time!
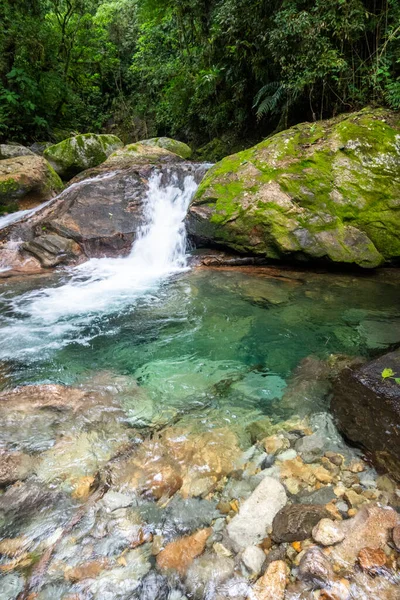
[0,169,200,358]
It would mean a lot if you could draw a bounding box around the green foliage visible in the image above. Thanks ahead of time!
[382,368,400,383]
[0,0,399,145]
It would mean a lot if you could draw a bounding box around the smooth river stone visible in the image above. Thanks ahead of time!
[272,504,330,543]
[227,476,287,550]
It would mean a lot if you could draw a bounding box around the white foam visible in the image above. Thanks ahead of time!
[0,169,199,358]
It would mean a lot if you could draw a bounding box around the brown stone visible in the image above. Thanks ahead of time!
[298,547,334,588]
[358,547,387,571]
[314,465,334,484]
[263,435,289,456]
[156,528,211,575]
[112,426,240,499]
[71,476,96,501]
[0,450,35,486]
[392,525,400,551]
[0,536,28,557]
[247,560,288,600]
[325,451,343,466]
[64,559,109,582]
[272,504,330,543]
[279,457,316,487]
[0,384,86,412]
[330,503,400,567]
[344,489,366,508]
[346,459,365,473]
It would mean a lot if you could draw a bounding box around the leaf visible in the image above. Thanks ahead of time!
[394,378,400,384]
[382,368,395,379]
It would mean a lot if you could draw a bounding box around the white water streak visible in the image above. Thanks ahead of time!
[0,170,198,358]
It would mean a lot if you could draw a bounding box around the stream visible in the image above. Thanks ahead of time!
[0,168,399,599]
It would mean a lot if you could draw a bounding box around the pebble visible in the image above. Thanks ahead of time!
[276,449,297,462]
[214,542,233,558]
[227,476,287,550]
[241,545,266,575]
[312,518,346,546]
[272,504,330,543]
[336,501,349,514]
[344,489,365,508]
[298,547,334,587]
[324,451,343,467]
[297,486,336,506]
[156,528,211,575]
[263,435,290,456]
[346,459,365,473]
[393,524,400,551]
[248,560,288,600]
[358,547,387,571]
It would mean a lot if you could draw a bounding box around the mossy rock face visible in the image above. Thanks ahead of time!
[97,142,184,170]
[188,108,400,268]
[140,137,192,159]
[44,134,124,179]
[0,155,63,212]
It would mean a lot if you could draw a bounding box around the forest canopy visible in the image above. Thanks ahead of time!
[0,0,399,153]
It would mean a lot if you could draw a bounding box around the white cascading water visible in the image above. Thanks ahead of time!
[0,170,199,358]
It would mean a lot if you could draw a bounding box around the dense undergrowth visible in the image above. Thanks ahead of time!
[0,0,399,157]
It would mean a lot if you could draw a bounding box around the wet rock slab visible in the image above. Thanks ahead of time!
[331,348,400,480]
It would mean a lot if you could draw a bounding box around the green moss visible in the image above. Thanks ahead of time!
[0,177,19,198]
[140,137,192,159]
[190,108,400,267]
[44,134,123,179]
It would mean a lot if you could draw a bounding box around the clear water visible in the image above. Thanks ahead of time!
[0,169,400,598]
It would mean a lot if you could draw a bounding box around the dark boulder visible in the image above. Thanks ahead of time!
[331,349,400,480]
[0,148,207,269]
[272,504,330,542]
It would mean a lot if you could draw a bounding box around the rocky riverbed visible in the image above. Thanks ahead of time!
[0,376,399,600]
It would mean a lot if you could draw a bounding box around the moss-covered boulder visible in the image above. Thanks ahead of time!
[140,137,192,159]
[0,144,34,160]
[91,142,185,172]
[43,134,123,179]
[188,108,400,268]
[0,155,63,213]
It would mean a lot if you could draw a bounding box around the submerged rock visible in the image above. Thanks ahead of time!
[156,528,211,575]
[43,134,123,179]
[298,547,334,588]
[331,348,400,480]
[241,545,266,576]
[227,476,287,550]
[330,503,399,567]
[112,425,241,500]
[272,504,330,543]
[188,108,400,268]
[248,560,288,600]
[185,553,235,599]
[0,449,35,486]
[312,518,345,546]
